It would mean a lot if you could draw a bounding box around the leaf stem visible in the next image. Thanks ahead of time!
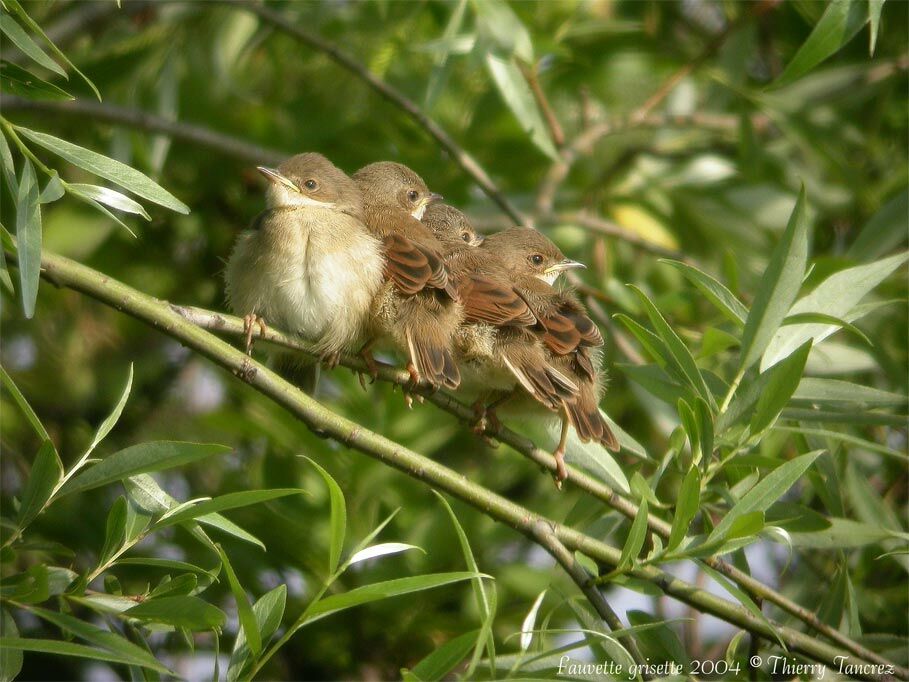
[0,117,55,177]
[719,367,745,413]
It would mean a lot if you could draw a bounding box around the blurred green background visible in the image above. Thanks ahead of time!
[1,1,907,680]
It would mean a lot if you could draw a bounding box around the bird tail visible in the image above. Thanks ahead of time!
[272,352,321,395]
[405,326,460,389]
[563,385,620,452]
[501,347,579,412]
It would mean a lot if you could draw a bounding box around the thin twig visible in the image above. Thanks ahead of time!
[33,248,898,680]
[230,0,525,225]
[518,61,565,147]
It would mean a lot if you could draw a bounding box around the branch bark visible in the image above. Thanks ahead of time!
[32,248,902,681]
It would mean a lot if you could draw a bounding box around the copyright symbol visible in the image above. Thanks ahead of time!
[750,655,762,667]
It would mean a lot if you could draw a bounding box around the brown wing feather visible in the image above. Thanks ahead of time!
[461,276,537,327]
[383,234,458,300]
[564,390,620,452]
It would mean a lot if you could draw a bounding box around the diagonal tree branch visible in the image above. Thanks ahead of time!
[30,247,902,681]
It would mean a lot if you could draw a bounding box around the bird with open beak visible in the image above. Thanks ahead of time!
[353,161,462,390]
[422,204,580,429]
[225,153,385,367]
[479,228,620,485]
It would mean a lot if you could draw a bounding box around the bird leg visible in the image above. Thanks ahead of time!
[243,314,267,355]
[357,339,380,390]
[552,406,571,489]
[320,351,341,370]
[470,399,488,434]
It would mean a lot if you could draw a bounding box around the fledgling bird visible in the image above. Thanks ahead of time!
[483,227,620,483]
[422,204,579,420]
[225,152,385,366]
[353,162,461,389]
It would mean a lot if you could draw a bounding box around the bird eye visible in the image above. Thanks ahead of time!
[461,232,471,242]
[531,254,544,265]
[304,179,318,190]
[407,190,419,202]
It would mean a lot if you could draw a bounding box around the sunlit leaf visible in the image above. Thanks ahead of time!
[124,596,226,630]
[67,184,151,220]
[348,543,424,566]
[154,489,302,528]
[301,456,346,574]
[14,157,40,318]
[519,590,546,652]
[750,340,812,434]
[661,259,748,325]
[0,15,66,77]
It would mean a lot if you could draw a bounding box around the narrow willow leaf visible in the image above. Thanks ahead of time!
[0,14,66,77]
[484,53,559,162]
[67,184,151,220]
[472,0,533,61]
[348,543,424,566]
[0,133,17,195]
[791,517,908,548]
[761,251,908,370]
[848,191,907,260]
[0,364,51,442]
[27,606,171,674]
[750,340,812,435]
[433,492,495,676]
[124,596,226,630]
[694,397,713,463]
[84,364,133,460]
[228,585,287,682]
[303,572,484,626]
[154,489,302,529]
[423,0,468,109]
[628,285,715,409]
[868,0,885,54]
[661,259,748,324]
[772,0,868,88]
[617,500,649,571]
[59,442,231,497]
[519,590,546,652]
[98,497,128,568]
[677,399,699,462]
[216,545,261,657]
[780,312,871,346]
[709,451,822,543]
[668,467,700,551]
[0,638,168,671]
[409,630,477,682]
[15,157,41,319]
[739,186,810,373]
[0,609,22,682]
[67,188,138,238]
[38,172,63,204]
[0,61,72,100]
[774,426,907,461]
[117,557,215,575]
[4,0,101,100]
[301,456,346,574]
[16,440,62,530]
[15,127,190,214]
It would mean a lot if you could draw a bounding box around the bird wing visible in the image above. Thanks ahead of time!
[382,233,458,300]
[460,276,537,327]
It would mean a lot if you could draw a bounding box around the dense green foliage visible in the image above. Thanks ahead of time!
[1,1,907,680]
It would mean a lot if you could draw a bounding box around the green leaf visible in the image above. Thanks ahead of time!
[626,610,691,667]
[348,543,424,566]
[66,188,138,238]
[780,312,871,346]
[38,172,63,204]
[301,457,346,574]
[472,0,533,61]
[0,610,22,682]
[16,440,62,531]
[774,426,907,461]
[228,585,286,682]
[4,0,101,100]
[773,0,868,88]
[484,54,559,162]
[116,557,216,575]
[668,467,700,551]
[750,340,812,434]
[738,186,810,374]
[124,596,226,630]
[708,451,822,543]
[14,126,190,214]
[14,156,41,319]
[868,0,885,54]
[0,15,66,77]
[216,545,261,657]
[59,442,231,497]
[724,511,765,542]
[0,61,72,100]
[661,259,748,324]
[423,0,469,110]
[0,637,169,670]
[519,590,546,652]
[147,574,198,599]
[408,629,477,682]
[848,191,907,260]
[790,518,907,548]
[66,184,151,220]
[0,133,17,196]
[83,364,133,461]
[628,285,715,409]
[98,497,128,568]
[617,500,649,571]
[433,492,495,677]
[761,251,908,370]
[304,573,484,626]
[155,489,302,528]
[27,606,171,674]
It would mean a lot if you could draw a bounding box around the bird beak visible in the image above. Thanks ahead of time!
[544,259,586,277]
[469,234,485,247]
[429,192,444,204]
[257,166,298,192]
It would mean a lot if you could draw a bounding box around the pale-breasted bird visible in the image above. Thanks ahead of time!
[225,152,385,365]
[422,204,579,422]
[482,227,620,483]
[353,162,461,389]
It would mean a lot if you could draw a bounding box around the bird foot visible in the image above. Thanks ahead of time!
[552,448,568,489]
[321,351,341,370]
[243,314,267,355]
[357,350,380,390]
